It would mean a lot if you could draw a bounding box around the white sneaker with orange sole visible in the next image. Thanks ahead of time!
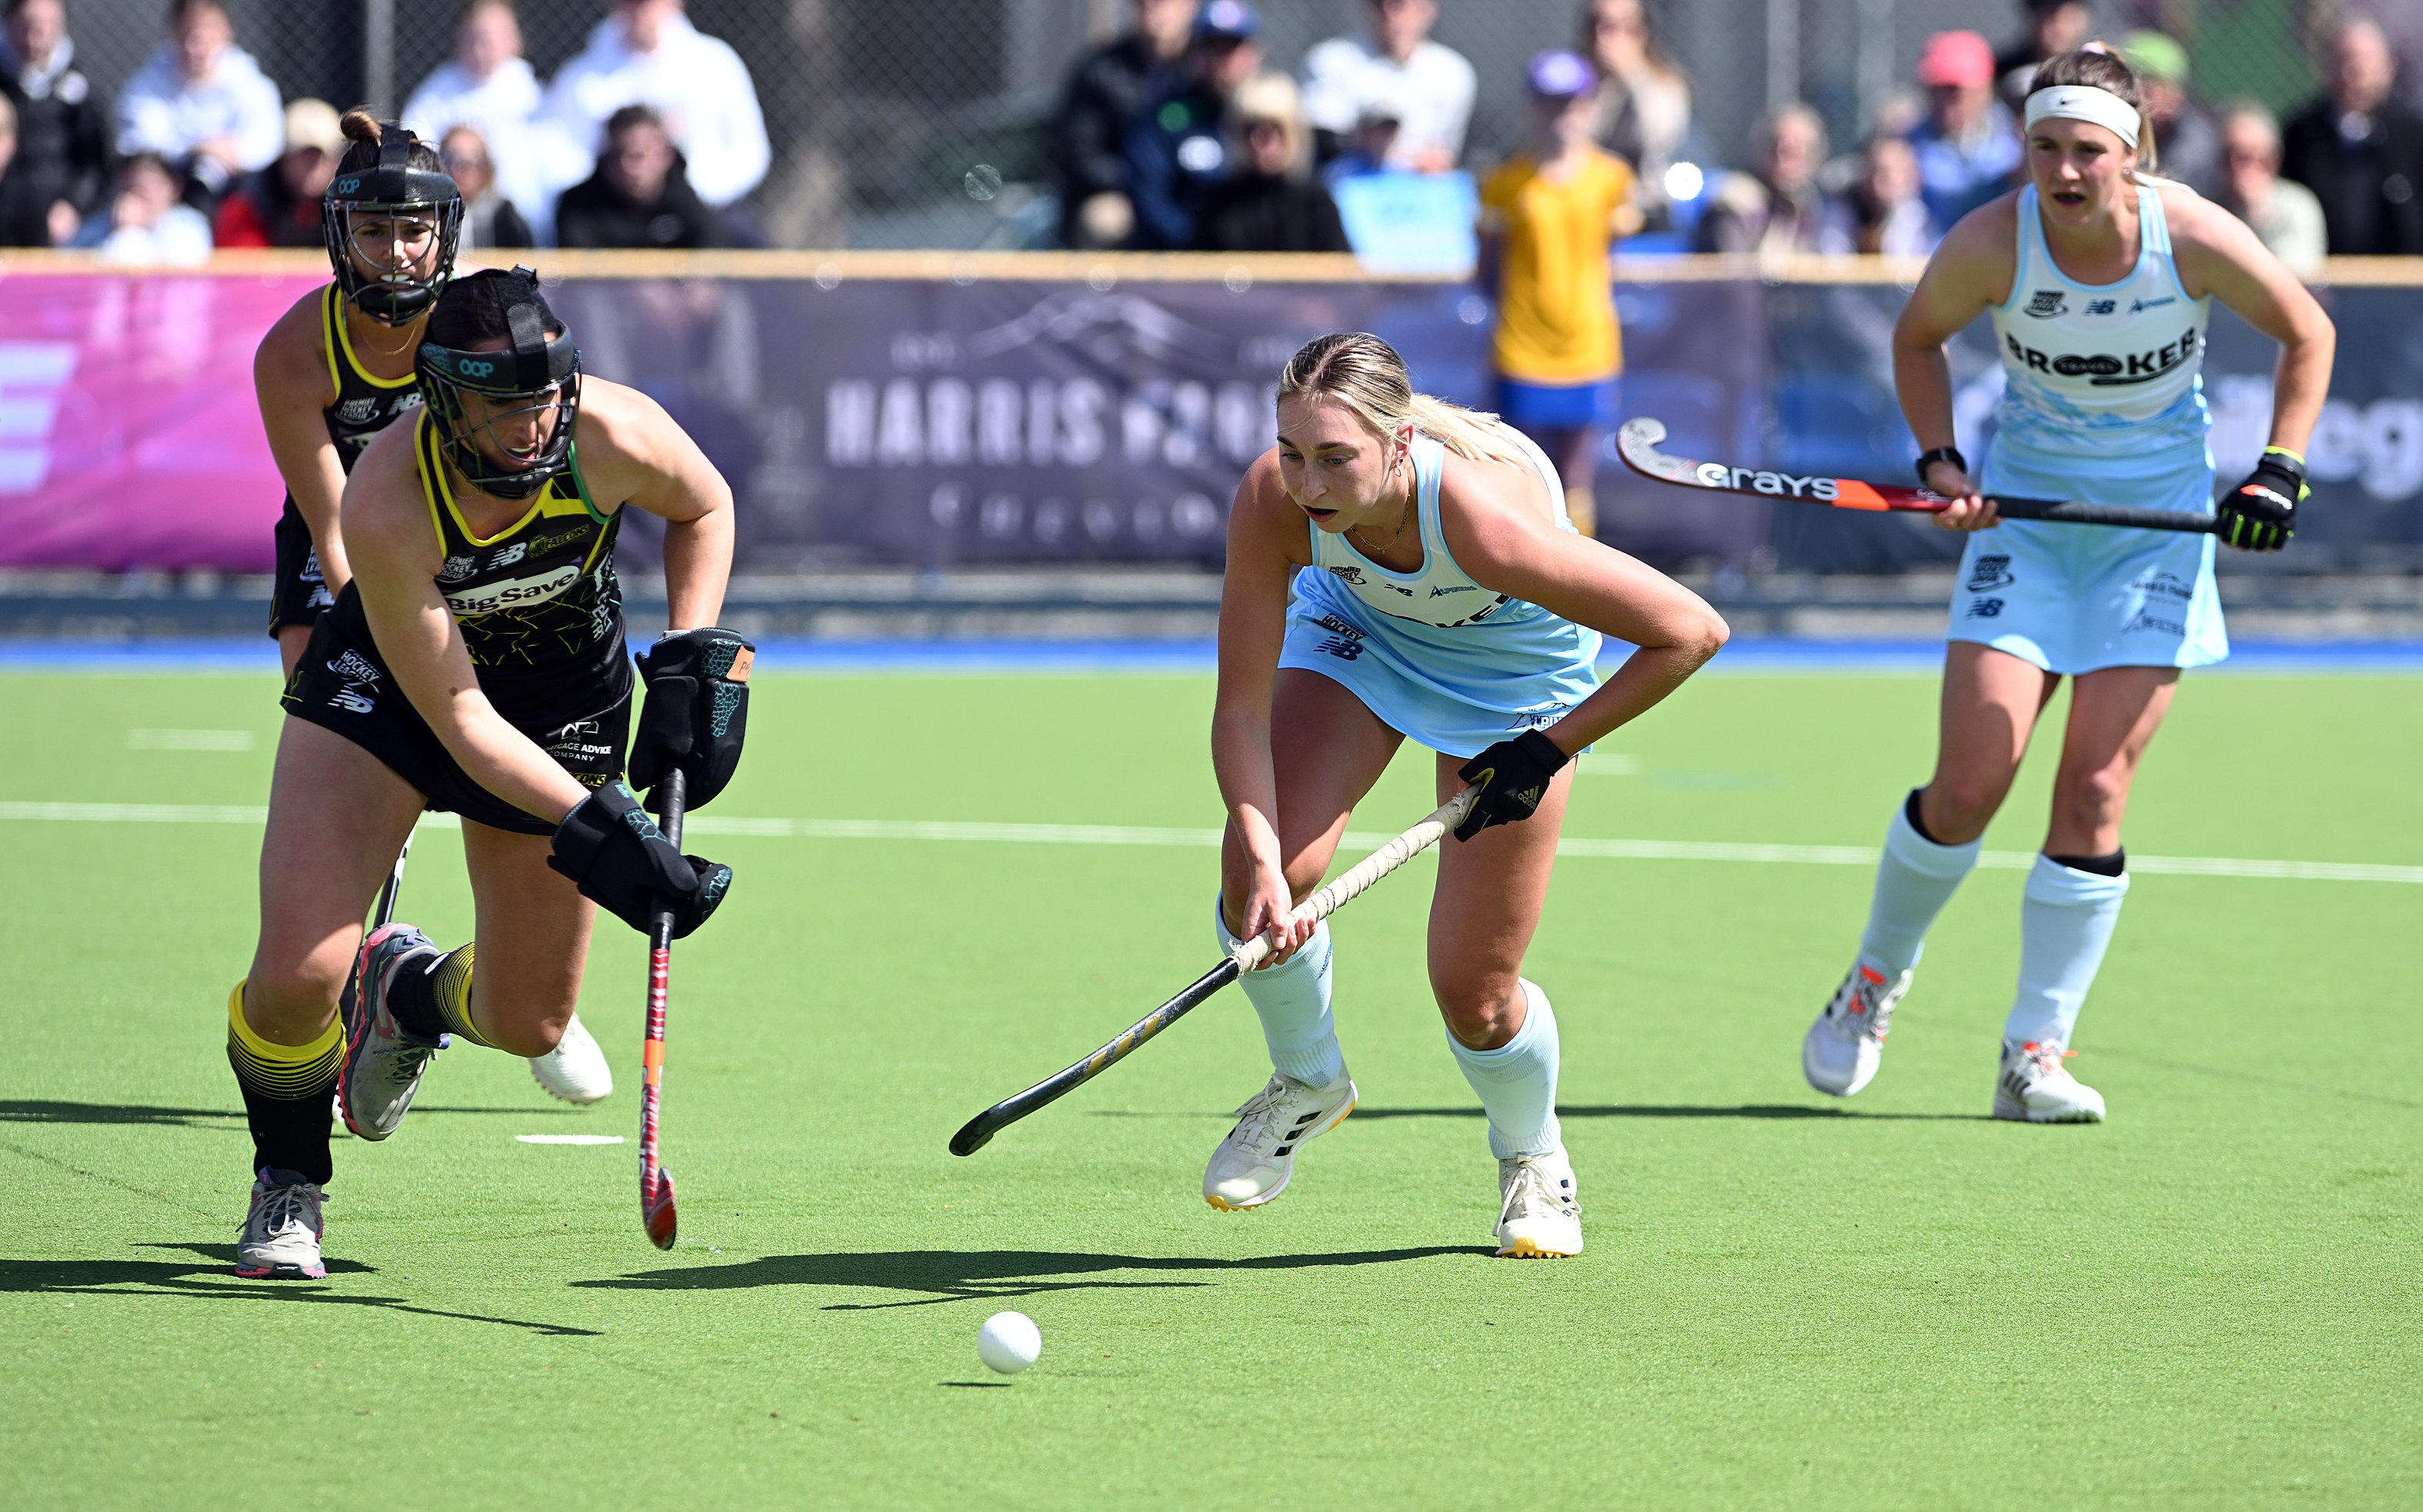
[1803,959,1911,1097]
[1202,1071,1357,1211]
[1995,1038,2106,1123]
[1495,1146,1583,1258]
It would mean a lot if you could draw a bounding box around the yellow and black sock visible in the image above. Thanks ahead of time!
[388,944,496,1048]
[225,982,342,1184]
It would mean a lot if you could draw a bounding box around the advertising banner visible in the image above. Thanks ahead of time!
[5,268,2418,573]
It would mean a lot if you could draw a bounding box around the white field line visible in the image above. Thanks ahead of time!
[6,801,2421,886]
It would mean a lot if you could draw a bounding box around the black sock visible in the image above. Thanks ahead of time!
[1903,787,1945,846]
[225,983,338,1186]
[384,953,449,1039]
[2045,848,2127,878]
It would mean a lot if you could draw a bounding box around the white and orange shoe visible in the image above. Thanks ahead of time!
[1803,959,1911,1097]
[1494,1147,1583,1258]
[1995,1039,2106,1123]
[1202,1071,1357,1211]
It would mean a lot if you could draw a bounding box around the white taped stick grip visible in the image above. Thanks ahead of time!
[1228,788,1479,972]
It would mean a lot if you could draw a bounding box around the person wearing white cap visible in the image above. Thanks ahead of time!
[1800,46,2335,1124]
[212,97,342,248]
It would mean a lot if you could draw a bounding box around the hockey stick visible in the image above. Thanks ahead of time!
[371,831,412,931]
[1618,418,2221,534]
[948,787,1480,1157]
[638,768,685,1249]
[333,832,415,1138]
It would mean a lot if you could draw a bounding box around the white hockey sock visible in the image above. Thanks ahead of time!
[1215,901,1344,1087]
[1448,980,1561,1160]
[1857,792,1982,977]
[2003,854,2130,1047]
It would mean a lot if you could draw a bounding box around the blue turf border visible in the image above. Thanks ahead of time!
[6,636,2423,674]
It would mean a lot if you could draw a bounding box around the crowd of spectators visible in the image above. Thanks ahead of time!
[1,0,2419,266]
[0,0,770,255]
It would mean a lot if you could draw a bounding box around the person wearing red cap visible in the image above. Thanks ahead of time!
[1909,28,2021,231]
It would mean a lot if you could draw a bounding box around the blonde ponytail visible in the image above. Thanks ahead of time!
[1279,332,1533,469]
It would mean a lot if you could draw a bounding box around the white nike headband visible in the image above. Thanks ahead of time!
[2024,85,2141,151]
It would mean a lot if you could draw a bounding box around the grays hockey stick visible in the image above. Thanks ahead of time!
[948,788,1479,1157]
[1618,418,2221,534]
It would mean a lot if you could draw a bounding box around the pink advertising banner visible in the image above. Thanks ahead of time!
[0,271,318,570]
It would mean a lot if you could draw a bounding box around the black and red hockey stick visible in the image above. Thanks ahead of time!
[1617,418,2219,534]
[638,768,685,1249]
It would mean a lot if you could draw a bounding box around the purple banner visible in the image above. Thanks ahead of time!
[7,268,2418,574]
[0,273,318,569]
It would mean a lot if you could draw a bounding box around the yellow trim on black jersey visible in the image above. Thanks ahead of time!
[414,410,613,574]
[322,283,418,397]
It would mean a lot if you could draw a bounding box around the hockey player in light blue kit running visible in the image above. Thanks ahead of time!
[1803,45,2335,1121]
[1207,332,1726,1257]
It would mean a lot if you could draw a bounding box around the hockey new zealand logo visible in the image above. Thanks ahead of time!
[2024,290,2068,318]
[336,398,380,425]
[1965,555,2016,592]
[1327,565,1366,585]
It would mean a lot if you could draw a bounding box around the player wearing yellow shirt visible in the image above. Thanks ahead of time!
[1478,50,1642,539]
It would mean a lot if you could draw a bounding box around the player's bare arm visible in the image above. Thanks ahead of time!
[1435,449,1727,756]
[254,291,350,589]
[562,376,738,633]
[1892,195,2019,525]
[341,423,592,825]
[2163,186,2336,453]
[1210,448,1321,959]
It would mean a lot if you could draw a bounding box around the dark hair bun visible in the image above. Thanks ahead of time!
[339,108,383,145]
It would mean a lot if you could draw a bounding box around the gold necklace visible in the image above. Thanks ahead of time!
[1351,468,1415,552]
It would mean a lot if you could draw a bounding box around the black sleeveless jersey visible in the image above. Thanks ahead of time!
[314,283,424,471]
[327,410,628,726]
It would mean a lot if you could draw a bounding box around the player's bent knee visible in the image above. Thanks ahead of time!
[241,964,346,1040]
[1431,974,1523,1050]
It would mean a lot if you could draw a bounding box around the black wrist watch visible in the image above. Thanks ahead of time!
[1915,446,1966,488]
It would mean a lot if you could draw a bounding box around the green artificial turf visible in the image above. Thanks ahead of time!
[2,668,2418,1507]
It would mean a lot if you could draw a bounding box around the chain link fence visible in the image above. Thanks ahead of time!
[43,0,2420,248]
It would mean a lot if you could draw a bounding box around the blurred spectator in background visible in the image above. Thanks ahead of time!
[1317,87,1405,188]
[403,1,548,215]
[2217,102,2325,277]
[1050,0,1197,249]
[1478,50,1638,538]
[211,96,338,248]
[2281,16,2423,255]
[0,94,56,243]
[2,0,108,243]
[1193,72,1347,251]
[113,0,279,207]
[1818,132,1936,256]
[1124,0,1261,250]
[555,102,720,249]
[2121,30,2221,198]
[442,122,532,250]
[1580,0,1691,228]
[1994,0,2089,115]
[545,0,768,223]
[1698,102,1825,254]
[69,150,210,263]
[1301,0,1475,172]
[1907,29,2018,231]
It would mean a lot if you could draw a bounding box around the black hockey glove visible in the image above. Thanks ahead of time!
[629,628,754,808]
[1454,729,1569,842]
[548,781,733,938]
[2216,448,2304,552]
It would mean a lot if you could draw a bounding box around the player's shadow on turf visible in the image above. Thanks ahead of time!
[0,1247,604,1337]
[578,1246,1474,1309]
[0,1100,588,1127]
[1347,1104,1988,1122]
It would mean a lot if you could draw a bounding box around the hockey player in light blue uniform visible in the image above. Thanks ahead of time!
[1206,331,1727,1257]
[1804,46,2335,1121]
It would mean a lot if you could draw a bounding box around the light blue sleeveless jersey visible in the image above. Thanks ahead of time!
[1954,182,2229,674]
[1278,428,1602,758]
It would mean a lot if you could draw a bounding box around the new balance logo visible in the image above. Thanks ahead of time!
[2084,299,2117,315]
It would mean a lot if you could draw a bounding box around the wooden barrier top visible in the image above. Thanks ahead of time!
[5,246,2422,286]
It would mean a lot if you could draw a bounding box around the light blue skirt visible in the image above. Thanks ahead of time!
[1953,440,2229,674]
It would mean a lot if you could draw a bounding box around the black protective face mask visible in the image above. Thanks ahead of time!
[322,125,464,327]
[418,278,583,501]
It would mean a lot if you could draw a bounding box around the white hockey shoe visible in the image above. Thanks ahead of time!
[1494,1147,1583,1258]
[1803,961,1911,1097]
[529,1013,612,1104]
[1995,1039,2106,1123]
[1203,1071,1357,1211]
